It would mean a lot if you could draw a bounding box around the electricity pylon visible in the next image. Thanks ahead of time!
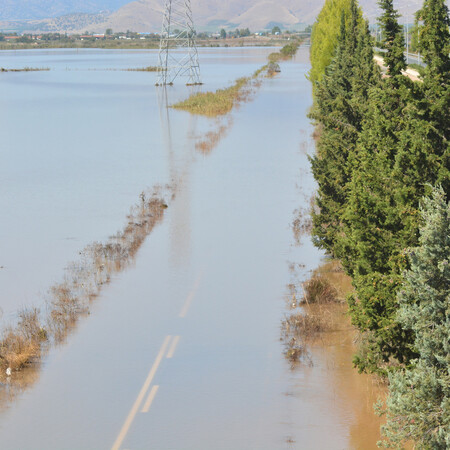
[156,0,202,86]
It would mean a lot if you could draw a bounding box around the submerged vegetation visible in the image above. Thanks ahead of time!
[0,186,172,376]
[1,67,49,72]
[268,42,300,63]
[125,66,159,72]
[309,0,449,445]
[173,76,255,117]
[172,41,300,117]
[301,276,339,305]
[282,266,345,366]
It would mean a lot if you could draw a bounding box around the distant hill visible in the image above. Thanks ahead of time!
[0,0,129,21]
[0,0,433,34]
[61,0,426,33]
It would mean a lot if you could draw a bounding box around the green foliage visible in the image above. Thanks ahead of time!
[409,20,421,53]
[309,0,361,86]
[380,187,450,448]
[268,42,300,63]
[279,42,299,57]
[377,0,406,78]
[309,2,380,259]
[309,0,450,378]
[418,0,450,196]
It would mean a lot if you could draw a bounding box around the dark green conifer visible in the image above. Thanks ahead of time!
[309,1,380,258]
[378,0,406,79]
[343,0,417,373]
[417,0,450,195]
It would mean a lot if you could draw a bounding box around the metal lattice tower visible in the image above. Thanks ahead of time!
[156,0,201,86]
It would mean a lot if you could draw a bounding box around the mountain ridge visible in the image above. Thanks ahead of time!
[0,0,430,34]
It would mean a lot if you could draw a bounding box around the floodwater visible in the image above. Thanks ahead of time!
[0,47,384,448]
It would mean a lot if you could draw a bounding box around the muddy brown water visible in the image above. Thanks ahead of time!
[0,47,384,449]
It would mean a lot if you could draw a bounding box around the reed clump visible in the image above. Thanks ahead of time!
[283,312,329,341]
[301,276,339,305]
[0,309,46,372]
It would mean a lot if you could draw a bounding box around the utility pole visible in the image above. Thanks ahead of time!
[156,0,202,86]
[405,13,409,64]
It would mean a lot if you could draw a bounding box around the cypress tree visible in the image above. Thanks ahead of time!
[309,1,380,259]
[378,0,407,79]
[343,0,417,373]
[309,0,354,86]
[418,0,450,195]
[345,0,449,373]
[308,0,450,376]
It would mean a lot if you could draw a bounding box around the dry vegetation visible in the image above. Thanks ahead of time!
[281,266,348,366]
[126,66,159,72]
[301,276,339,305]
[0,185,173,376]
[292,193,317,244]
[0,67,50,72]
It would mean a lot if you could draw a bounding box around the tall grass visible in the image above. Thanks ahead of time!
[173,76,251,117]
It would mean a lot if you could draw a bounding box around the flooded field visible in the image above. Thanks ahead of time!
[1,47,383,448]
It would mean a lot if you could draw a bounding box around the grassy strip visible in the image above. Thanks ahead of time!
[0,41,160,51]
[268,42,300,63]
[0,186,173,375]
[1,67,49,72]
[172,42,300,117]
[407,63,425,75]
[173,76,252,117]
[125,66,159,72]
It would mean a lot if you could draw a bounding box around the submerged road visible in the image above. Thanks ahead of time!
[0,48,381,449]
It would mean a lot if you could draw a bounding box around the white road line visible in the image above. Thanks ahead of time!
[111,336,172,450]
[166,335,180,359]
[141,385,159,413]
[179,274,202,318]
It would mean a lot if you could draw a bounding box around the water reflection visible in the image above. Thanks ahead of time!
[158,87,196,268]
[157,85,239,268]
[195,116,234,155]
[0,359,42,415]
[282,260,386,448]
